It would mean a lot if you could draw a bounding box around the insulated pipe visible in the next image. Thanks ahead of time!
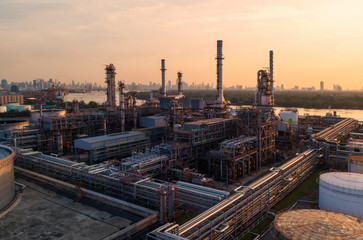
[216,40,225,104]
[161,59,167,98]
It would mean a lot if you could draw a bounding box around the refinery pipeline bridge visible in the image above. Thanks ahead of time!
[147,118,358,240]
[13,118,358,240]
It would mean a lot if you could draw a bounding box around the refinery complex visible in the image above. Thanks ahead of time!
[0,40,362,240]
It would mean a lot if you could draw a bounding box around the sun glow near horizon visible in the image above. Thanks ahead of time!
[0,0,363,90]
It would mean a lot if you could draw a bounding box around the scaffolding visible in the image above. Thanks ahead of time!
[236,107,277,171]
[173,118,236,169]
[208,136,258,182]
[7,111,138,155]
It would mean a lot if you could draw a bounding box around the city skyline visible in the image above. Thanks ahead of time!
[1,0,363,90]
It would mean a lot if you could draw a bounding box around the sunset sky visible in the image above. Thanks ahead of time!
[1,0,363,90]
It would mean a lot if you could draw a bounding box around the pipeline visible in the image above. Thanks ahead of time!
[147,149,319,239]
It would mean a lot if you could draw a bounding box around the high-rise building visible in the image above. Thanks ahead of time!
[320,81,324,91]
[1,79,8,90]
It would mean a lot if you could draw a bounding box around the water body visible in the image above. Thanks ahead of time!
[66,91,363,120]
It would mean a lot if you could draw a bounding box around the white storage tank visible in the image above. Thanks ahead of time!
[319,172,363,218]
[279,109,298,124]
[30,109,66,122]
[274,209,363,240]
[0,145,16,211]
[349,154,363,173]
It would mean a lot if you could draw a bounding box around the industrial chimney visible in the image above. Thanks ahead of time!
[161,59,167,98]
[269,50,275,106]
[105,64,116,108]
[177,72,183,96]
[216,40,226,105]
[118,81,125,132]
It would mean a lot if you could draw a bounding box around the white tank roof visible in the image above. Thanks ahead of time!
[320,172,363,190]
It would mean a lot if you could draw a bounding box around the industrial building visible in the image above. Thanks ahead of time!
[1,40,362,239]
[0,93,24,105]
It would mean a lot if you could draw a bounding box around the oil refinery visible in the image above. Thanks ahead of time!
[0,40,362,240]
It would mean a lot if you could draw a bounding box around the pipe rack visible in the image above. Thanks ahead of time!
[147,149,319,239]
[15,148,229,223]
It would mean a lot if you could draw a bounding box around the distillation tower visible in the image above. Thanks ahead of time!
[255,51,275,107]
[160,59,167,98]
[216,40,226,107]
[105,64,117,109]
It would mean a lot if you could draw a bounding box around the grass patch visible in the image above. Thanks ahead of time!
[272,168,320,212]
[175,208,200,225]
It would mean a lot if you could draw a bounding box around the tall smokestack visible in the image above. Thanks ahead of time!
[269,50,274,106]
[105,64,116,108]
[216,40,225,104]
[161,59,167,98]
[118,81,125,132]
[177,72,183,96]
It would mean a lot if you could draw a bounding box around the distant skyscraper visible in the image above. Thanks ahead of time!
[1,79,8,90]
[281,84,284,90]
[320,81,324,91]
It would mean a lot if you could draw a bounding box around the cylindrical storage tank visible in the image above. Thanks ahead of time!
[0,119,29,138]
[6,104,31,112]
[319,172,363,218]
[279,110,298,124]
[0,145,16,211]
[274,209,363,240]
[30,109,66,122]
[349,154,363,174]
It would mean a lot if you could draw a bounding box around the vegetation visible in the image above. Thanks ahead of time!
[137,90,363,110]
[0,109,31,118]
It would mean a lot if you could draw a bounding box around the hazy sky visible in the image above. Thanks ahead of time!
[1,0,363,90]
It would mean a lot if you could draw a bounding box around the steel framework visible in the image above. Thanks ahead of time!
[147,149,320,239]
[15,149,229,223]
[208,136,258,182]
